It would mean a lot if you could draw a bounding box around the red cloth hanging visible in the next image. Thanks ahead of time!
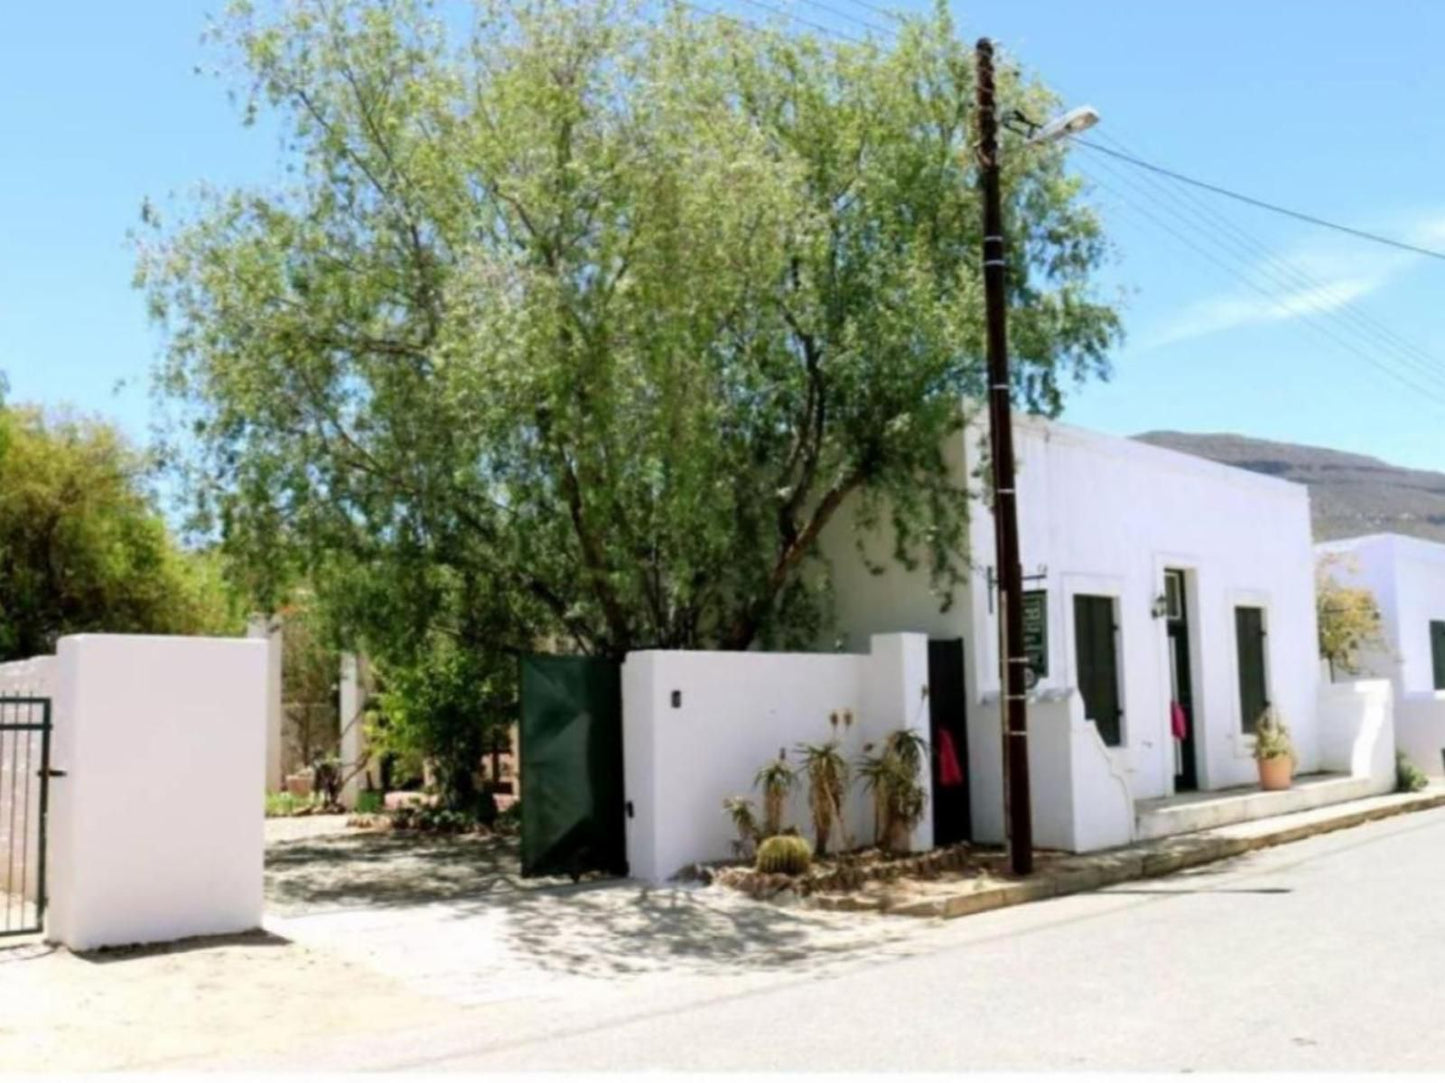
[1170,701,1189,741]
[937,728,964,788]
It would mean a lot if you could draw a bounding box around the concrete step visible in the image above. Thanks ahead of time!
[1134,772,1381,841]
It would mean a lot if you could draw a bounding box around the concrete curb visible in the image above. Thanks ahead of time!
[815,788,1445,921]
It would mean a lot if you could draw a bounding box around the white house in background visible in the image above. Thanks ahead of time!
[1315,532,1445,774]
[821,410,1395,854]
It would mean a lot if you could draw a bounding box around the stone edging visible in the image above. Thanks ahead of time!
[814,789,1445,920]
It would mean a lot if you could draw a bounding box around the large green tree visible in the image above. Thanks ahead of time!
[0,397,243,659]
[141,0,1120,659]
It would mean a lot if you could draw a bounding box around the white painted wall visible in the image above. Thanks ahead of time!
[248,615,284,793]
[1317,678,1395,790]
[338,652,369,809]
[826,411,1323,811]
[969,689,1133,853]
[1317,534,1445,774]
[0,655,57,697]
[46,635,267,951]
[621,634,932,883]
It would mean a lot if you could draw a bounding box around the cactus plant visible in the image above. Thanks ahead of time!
[755,834,813,876]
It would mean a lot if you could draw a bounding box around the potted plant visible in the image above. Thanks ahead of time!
[1253,708,1294,791]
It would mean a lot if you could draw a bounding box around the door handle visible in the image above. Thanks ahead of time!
[38,767,66,779]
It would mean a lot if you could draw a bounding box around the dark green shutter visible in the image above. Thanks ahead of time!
[1073,594,1122,747]
[1431,621,1445,692]
[1235,607,1269,733]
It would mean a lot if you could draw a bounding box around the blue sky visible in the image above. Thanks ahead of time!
[3,0,1443,473]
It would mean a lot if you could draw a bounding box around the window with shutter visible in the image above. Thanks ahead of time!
[1431,621,1445,692]
[1073,594,1122,747]
[1235,606,1269,733]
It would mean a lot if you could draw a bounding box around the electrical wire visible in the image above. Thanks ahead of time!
[1076,138,1445,264]
[1075,162,1445,412]
[1078,130,1445,395]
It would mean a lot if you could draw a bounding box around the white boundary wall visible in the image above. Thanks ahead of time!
[1317,534,1445,774]
[622,634,931,883]
[47,634,267,950]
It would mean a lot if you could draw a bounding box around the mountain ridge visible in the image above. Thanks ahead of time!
[1132,431,1445,544]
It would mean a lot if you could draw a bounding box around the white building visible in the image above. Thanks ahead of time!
[1315,532,1445,775]
[822,412,1394,853]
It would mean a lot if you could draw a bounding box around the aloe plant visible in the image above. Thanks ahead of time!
[753,750,798,837]
[722,795,762,858]
[857,728,929,854]
[796,738,851,856]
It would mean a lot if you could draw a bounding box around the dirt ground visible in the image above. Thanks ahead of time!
[0,818,921,1071]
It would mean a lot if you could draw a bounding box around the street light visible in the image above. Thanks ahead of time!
[973,38,1099,878]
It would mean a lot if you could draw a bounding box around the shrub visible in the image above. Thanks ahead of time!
[354,789,384,815]
[391,805,477,833]
[754,751,798,837]
[723,796,762,858]
[796,736,850,856]
[375,645,512,812]
[857,728,929,854]
[1252,708,1294,763]
[1396,751,1429,793]
[265,791,316,817]
[755,834,812,876]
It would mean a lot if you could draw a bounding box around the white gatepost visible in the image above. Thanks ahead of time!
[47,634,266,951]
[247,614,284,793]
[339,652,369,809]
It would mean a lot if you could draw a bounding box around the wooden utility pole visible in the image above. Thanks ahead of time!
[974,37,1033,877]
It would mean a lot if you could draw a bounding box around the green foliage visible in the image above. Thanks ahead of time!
[0,401,244,660]
[373,642,514,811]
[265,791,318,817]
[1396,751,1429,794]
[1252,708,1294,763]
[354,789,384,815]
[755,834,813,876]
[754,751,799,836]
[140,0,1120,660]
[857,728,928,853]
[723,795,762,857]
[796,733,850,856]
[1316,555,1389,678]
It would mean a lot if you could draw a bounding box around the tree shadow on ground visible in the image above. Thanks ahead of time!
[266,830,922,981]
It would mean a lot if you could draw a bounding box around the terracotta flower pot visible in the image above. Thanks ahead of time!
[1257,755,1293,791]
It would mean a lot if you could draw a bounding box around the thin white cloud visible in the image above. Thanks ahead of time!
[1144,273,1381,350]
[1139,215,1442,350]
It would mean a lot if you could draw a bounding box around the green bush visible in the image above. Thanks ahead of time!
[265,792,315,817]
[1396,751,1429,794]
[355,789,384,815]
[755,834,812,876]
[391,805,476,833]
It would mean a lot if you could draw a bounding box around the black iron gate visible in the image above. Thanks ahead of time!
[1,697,53,937]
[518,655,627,880]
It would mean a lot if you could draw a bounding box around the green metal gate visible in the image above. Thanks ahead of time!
[1,697,53,937]
[518,655,627,880]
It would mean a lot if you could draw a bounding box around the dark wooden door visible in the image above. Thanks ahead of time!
[1165,570,1198,791]
[1074,594,1122,746]
[1431,620,1445,691]
[927,638,970,846]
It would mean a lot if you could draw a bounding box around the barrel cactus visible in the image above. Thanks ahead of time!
[755,834,813,876]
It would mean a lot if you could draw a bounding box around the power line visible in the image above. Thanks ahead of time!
[1075,162,1445,412]
[1076,139,1445,264]
[1083,129,1445,395]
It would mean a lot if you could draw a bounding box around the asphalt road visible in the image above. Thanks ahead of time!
[249,808,1445,1071]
